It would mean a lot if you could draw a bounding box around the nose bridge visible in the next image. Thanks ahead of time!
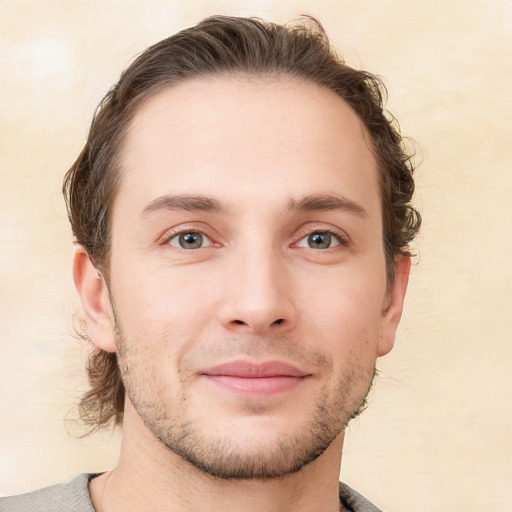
[241,242,282,301]
[219,237,296,334]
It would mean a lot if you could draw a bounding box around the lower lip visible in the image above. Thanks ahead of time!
[205,375,307,396]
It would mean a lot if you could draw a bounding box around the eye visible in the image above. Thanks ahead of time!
[168,231,212,250]
[296,231,341,250]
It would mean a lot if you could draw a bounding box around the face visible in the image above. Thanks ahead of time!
[82,77,408,480]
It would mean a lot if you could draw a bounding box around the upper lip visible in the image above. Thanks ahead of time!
[202,360,310,378]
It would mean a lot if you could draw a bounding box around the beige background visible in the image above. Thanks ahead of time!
[1,0,511,510]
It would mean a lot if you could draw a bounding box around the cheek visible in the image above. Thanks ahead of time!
[112,265,218,346]
[300,265,385,321]
[297,268,385,357]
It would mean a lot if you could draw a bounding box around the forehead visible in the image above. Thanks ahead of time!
[117,76,380,217]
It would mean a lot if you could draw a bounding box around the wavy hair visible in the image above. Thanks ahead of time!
[63,15,421,432]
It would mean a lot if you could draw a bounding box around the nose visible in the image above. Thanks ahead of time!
[218,247,298,336]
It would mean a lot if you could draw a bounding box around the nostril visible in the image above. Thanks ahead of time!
[229,318,286,329]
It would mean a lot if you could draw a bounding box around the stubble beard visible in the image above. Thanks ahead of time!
[115,324,377,481]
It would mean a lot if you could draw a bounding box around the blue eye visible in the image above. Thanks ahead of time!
[169,232,212,249]
[296,231,341,249]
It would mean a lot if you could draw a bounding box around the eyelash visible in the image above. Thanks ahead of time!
[160,226,349,251]
[294,228,348,249]
[160,225,217,251]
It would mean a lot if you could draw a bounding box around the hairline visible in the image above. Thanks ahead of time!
[96,71,399,288]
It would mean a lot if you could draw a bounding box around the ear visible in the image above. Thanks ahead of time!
[377,255,411,357]
[73,246,116,353]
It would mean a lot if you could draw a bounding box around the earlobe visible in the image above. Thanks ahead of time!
[378,255,411,357]
[73,247,116,353]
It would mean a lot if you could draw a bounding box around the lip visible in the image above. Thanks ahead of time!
[204,360,309,378]
[201,360,310,396]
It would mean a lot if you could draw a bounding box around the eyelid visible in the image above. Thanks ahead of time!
[291,223,350,248]
[156,222,349,250]
[158,223,220,248]
[168,231,213,249]
[294,230,340,249]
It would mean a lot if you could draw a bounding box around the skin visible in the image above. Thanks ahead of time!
[74,76,410,512]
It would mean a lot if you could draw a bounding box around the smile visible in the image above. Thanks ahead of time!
[202,360,311,396]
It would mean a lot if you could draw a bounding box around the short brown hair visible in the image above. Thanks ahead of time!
[63,15,421,432]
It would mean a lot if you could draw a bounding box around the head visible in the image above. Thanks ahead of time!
[65,15,420,478]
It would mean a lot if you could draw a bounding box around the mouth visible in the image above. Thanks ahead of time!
[201,360,311,396]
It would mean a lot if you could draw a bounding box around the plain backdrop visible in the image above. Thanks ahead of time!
[1,1,511,511]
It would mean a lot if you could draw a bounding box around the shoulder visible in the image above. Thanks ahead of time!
[0,474,97,512]
[339,482,384,512]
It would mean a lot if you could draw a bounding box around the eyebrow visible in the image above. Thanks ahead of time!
[141,194,227,218]
[287,193,368,218]
[141,192,368,219]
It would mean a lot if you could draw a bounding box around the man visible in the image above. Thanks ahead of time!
[1,15,420,512]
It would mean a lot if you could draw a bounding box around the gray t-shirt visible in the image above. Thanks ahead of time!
[0,473,383,512]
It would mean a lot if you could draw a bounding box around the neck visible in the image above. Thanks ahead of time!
[89,403,346,512]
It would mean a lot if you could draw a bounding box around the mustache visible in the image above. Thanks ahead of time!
[112,314,333,375]
[176,335,332,374]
